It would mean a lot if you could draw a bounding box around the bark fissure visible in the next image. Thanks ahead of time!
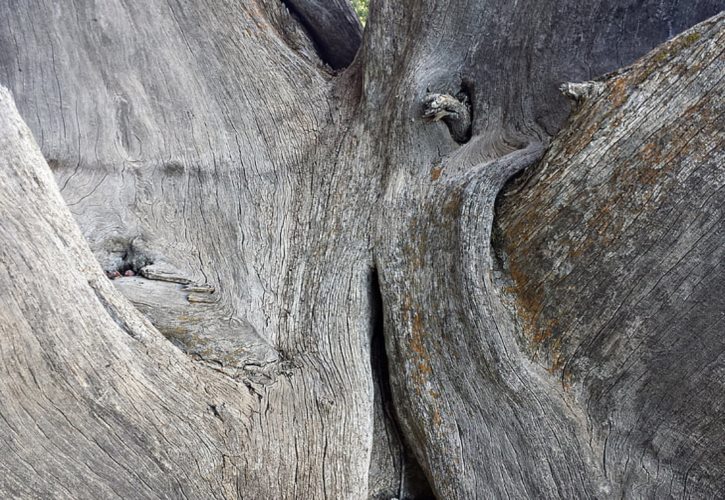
[89,282,139,340]
[368,267,435,499]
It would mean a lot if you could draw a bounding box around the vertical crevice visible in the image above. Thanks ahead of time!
[368,268,435,499]
[459,77,475,139]
[490,162,536,275]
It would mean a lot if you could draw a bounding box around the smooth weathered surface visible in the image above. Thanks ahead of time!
[0,87,255,498]
[0,0,723,498]
[0,1,379,497]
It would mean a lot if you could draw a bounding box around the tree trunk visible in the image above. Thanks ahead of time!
[0,1,722,498]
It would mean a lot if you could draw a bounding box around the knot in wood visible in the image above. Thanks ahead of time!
[422,92,472,143]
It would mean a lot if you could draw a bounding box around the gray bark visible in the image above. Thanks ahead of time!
[0,0,723,498]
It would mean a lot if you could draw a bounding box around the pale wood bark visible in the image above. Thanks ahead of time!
[0,0,723,498]
[1,1,377,497]
[0,87,255,498]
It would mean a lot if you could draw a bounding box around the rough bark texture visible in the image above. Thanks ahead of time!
[0,0,723,498]
[1,1,376,497]
[496,18,725,496]
[0,88,256,498]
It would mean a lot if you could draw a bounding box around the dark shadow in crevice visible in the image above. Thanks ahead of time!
[490,192,509,275]
[456,78,474,143]
[368,268,436,499]
[104,239,153,279]
[421,80,473,144]
[280,0,362,70]
[490,160,539,275]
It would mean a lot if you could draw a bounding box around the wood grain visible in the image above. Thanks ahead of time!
[0,0,722,497]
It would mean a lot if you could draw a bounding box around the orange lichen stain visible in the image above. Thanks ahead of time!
[506,258,571,375]
[500,205,573,375]
[531,319,556,348]
[561,370,574,391]
[429,389,441,399]
[636,165,662,185]
[409,253,424,271]
[443,191,463,219]
[401,294,433,391]
[683,100,712,123]
[640,141,663,164]
[410,310,432,375]
[608,78,629,108]
[411,371,426,396]
[432,407,443,427]
[507,260,542,329]
[401,293,412,320]
[411,311,424,341]
[430,165,443,181]
[562,118,601,157]
[547,338,566,375]
[564,231,595,259]
[405,218,429,270]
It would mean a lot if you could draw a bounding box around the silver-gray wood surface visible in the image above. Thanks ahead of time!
[0,1,722,498]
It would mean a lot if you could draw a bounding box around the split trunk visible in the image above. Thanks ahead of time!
[0,0,723,497]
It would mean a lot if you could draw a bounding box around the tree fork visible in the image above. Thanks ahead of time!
[0,0,723,498]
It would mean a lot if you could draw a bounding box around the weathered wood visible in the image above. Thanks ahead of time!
[0,0,723,498]
[0,87,255,498]
[0,1,377,497]
[497,16,725,497]
[365,2,724,497]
